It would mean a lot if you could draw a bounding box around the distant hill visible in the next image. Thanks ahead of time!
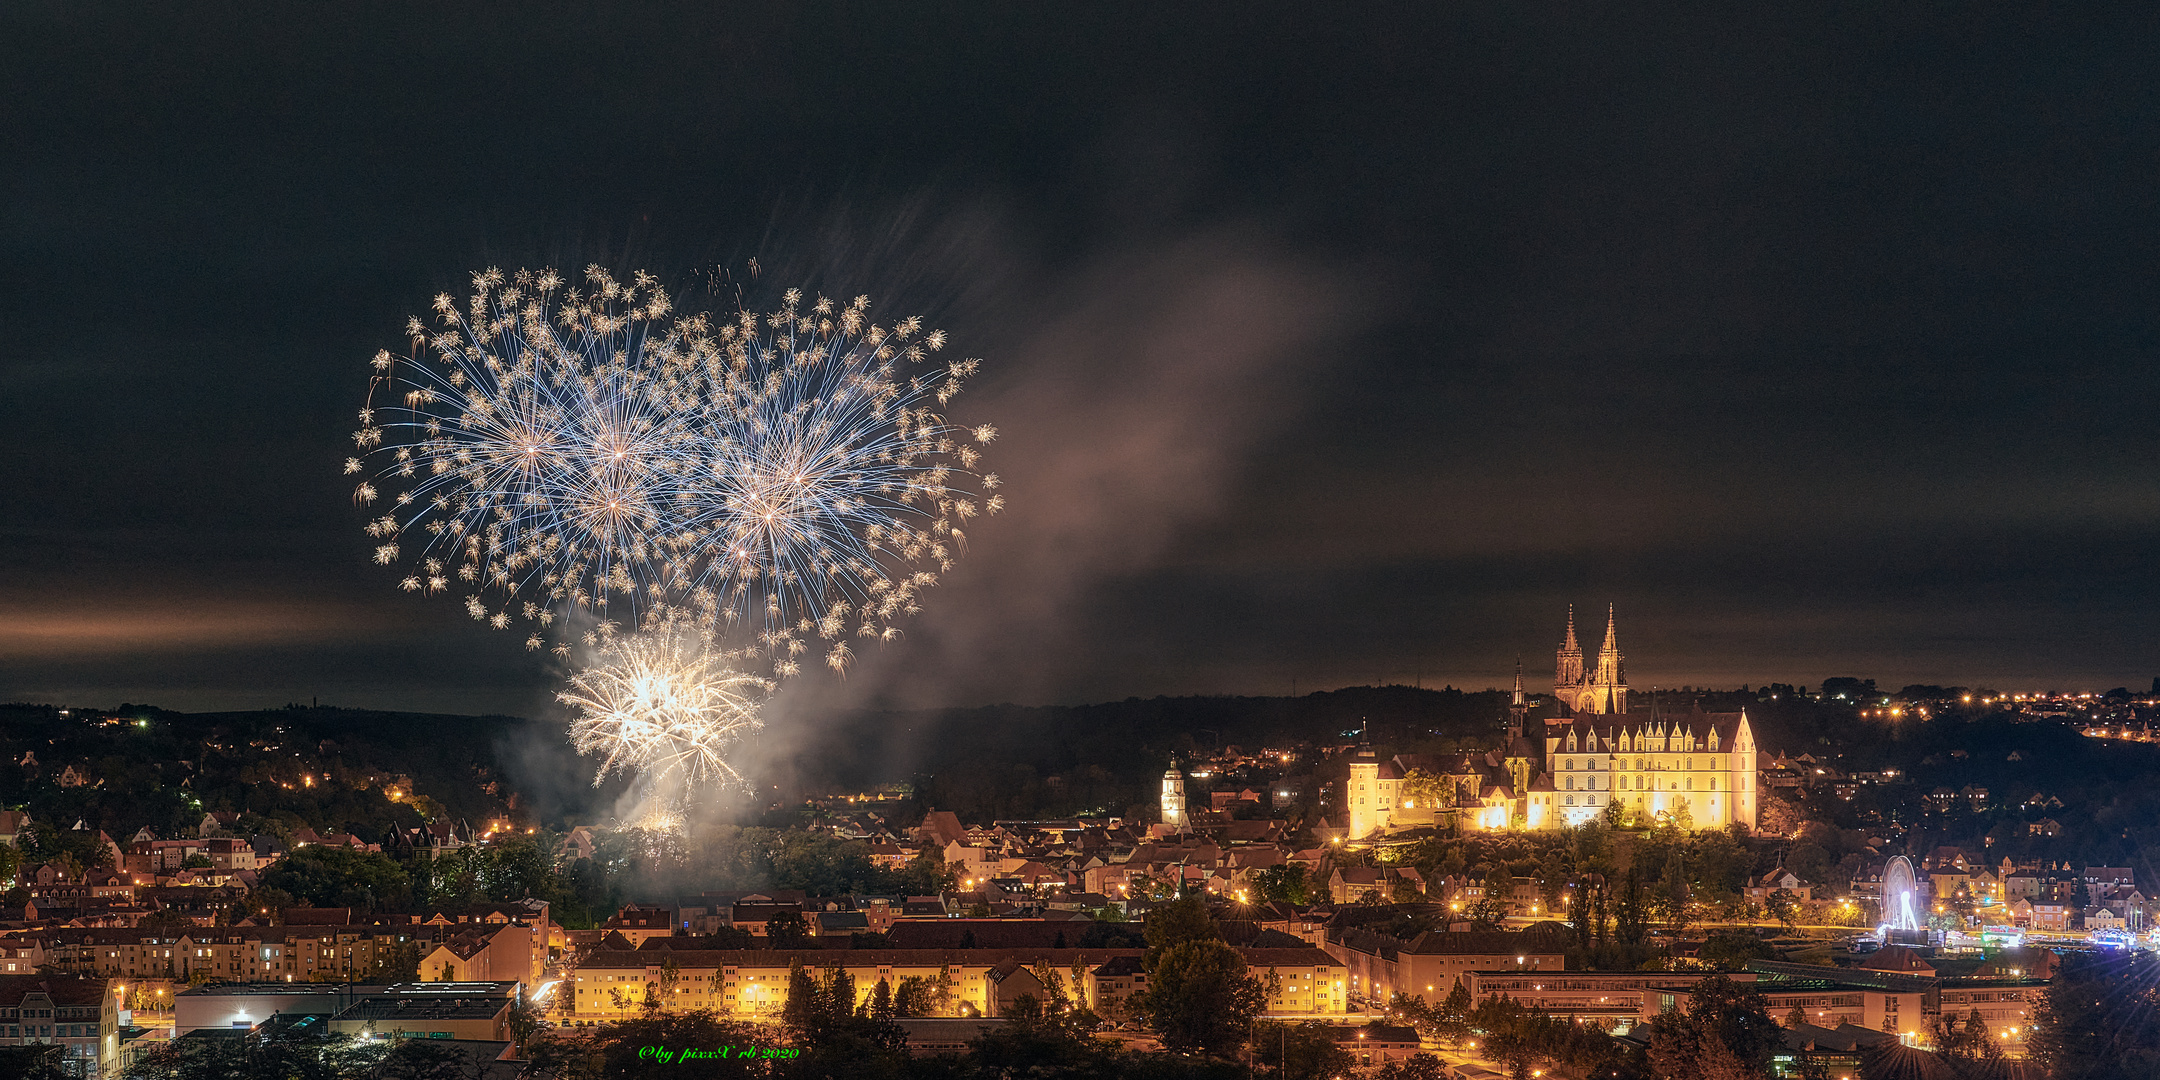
[0,702,547,845]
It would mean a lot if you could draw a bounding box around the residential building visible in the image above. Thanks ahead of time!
[567,947,1346,1022]
[0,974,118,1078]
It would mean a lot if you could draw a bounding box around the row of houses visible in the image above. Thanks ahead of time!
[3,903,552,988]
[565,943,1351,1023]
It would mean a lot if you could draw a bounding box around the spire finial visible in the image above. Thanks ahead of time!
[1562,606,1580,652]
[1601,604,1618,652]
[1512,658,1525,706]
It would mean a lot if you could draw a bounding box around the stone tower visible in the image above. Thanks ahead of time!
[1160,764,1187,829]
[1589,605,1628,714]
[1554,607,1584,700]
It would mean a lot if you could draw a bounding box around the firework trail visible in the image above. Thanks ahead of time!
[349,266,1000,679]
[559,622,770,796]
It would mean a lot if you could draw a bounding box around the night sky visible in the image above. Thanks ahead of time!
[6,4,2160,717]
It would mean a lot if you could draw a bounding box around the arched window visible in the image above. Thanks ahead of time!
[1685,778,1693,791]
[1636,758,1645,771]
[1586,776,1596,790]
[1564,758,1573,771]
[1709,777,1717,790]
[1564,795,1575,806]
[1685,758,1693,770]
[1565,777,1574,790]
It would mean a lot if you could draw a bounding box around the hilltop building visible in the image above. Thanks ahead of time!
[1345,608,1760,837]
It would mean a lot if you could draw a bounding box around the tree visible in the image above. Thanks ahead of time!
[655,956,680,1013]
[1142,890,1219,970]
[0,1046,70,1080]
[125,1021,384,1080]
[781,960,821,1037]
[1402,769,1452,811]
[2029,951,2160,1080]
[506,986,542,1050]
[524,1012,767,1079]
[1567,878,1593,947]
[1765,889,1797,929]
[1374,1054,1451,1080]
[1699,931,1775,970]
[1644,976,1780,1080]
[1929,1007,2004,1079]
[971,994,1108,1075]
[1759,796,1803,836]
[764,910,809,947]
[1250,1020,1355,1080]
[1135,939,1268,1055]
[1434,979,1473,1045]
[256,846,411,911]
[371,940,421,982]
[894,969,953,1017]
[1252,863,1311,904]
[1616,867,1649,945]
[1466,869,1513,930]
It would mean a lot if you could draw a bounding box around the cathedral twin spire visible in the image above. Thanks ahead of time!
[1556,604,1628,714]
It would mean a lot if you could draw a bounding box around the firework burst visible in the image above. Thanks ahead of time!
[669,289,1002,677]
[351,267,999,679]
[559,623,770,792]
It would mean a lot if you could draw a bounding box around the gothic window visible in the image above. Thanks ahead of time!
[1586,776,1596,790]
[1685,778,1693,791]
[1710,778,1718,790]
[1685,758,1692,770]
[1565,777,1574,790]
[1564,759,1573,771]
[1635,758,1645,771]
[1565,795,1574,806]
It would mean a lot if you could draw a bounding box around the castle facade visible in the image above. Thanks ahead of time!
[1344,608,1759,837]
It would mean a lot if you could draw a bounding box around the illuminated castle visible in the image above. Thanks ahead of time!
[1343,608,1758,837]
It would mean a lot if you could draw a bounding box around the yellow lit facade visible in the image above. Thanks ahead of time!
[1345,609,1760,836]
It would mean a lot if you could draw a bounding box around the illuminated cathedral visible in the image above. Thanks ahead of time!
[1344,608,1759,837]
[1554,605,1627,714]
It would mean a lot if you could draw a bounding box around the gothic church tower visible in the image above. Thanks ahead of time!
[1554,608,1584,700]
[1555,605,1629,714]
